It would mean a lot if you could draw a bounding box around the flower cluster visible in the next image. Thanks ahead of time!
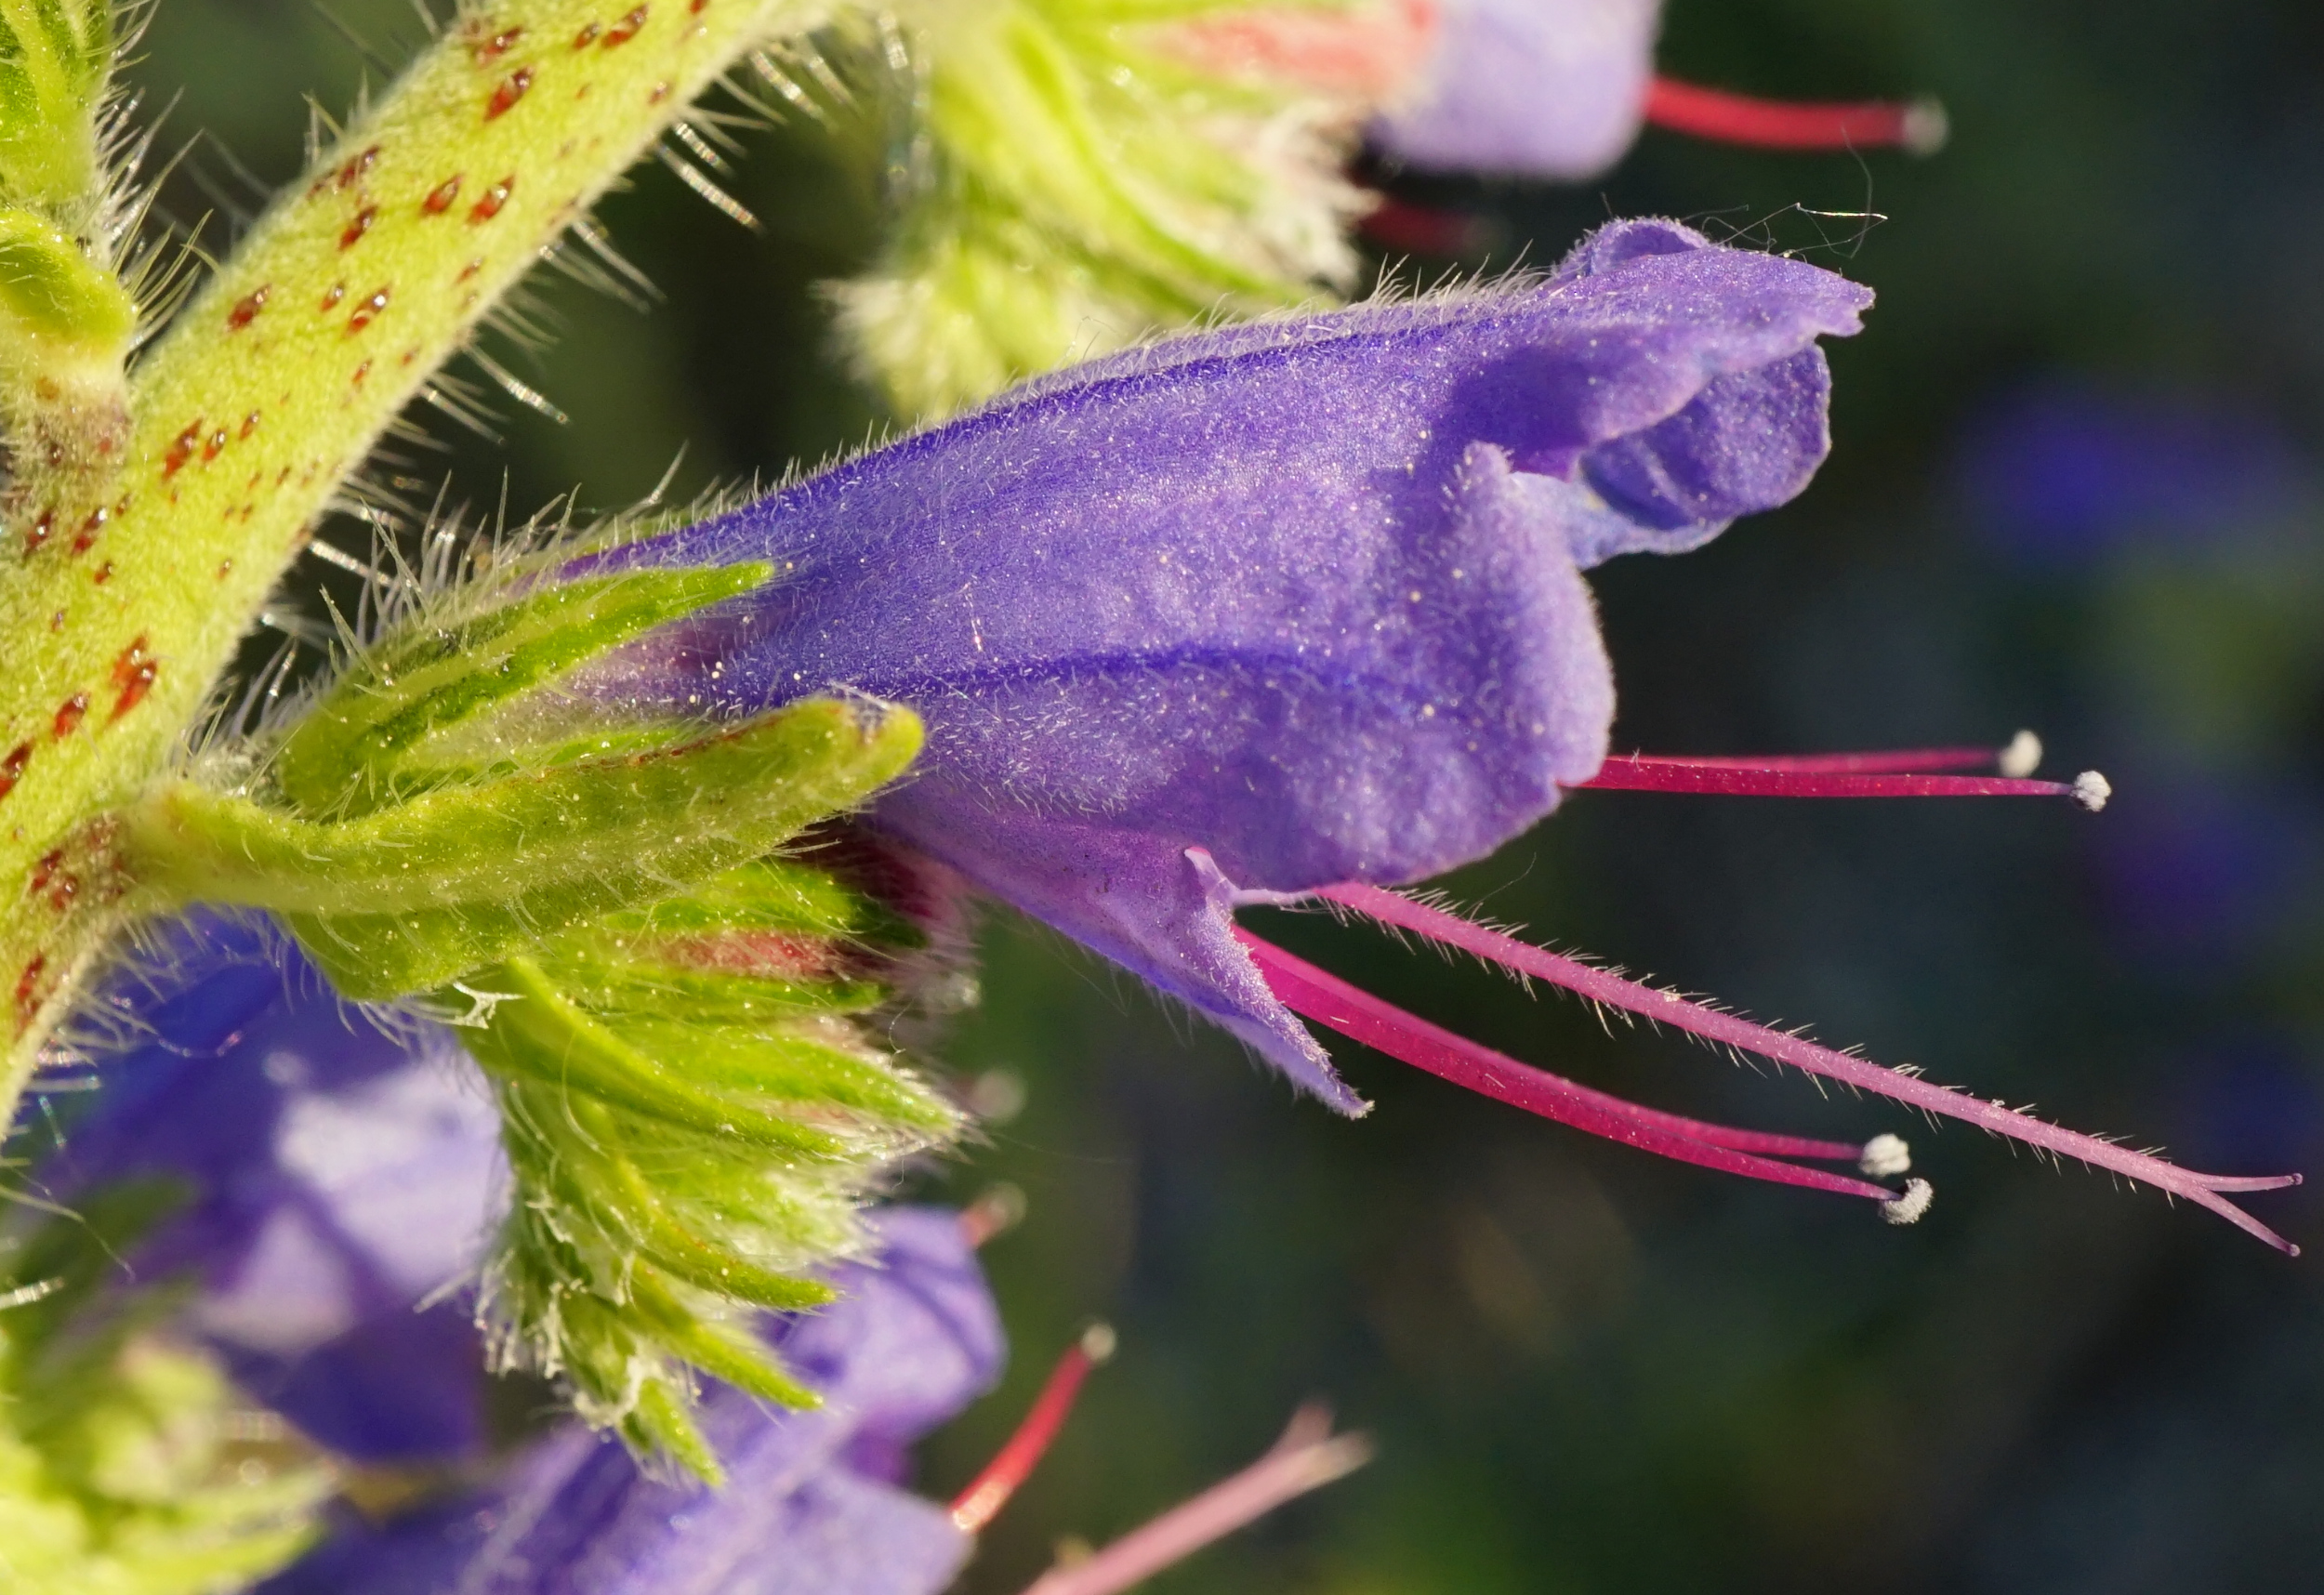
[0,3,2300,1592]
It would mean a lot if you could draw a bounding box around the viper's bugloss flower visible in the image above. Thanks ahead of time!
[36,914,502,1464]
[591,218,2302,1247]
[593,218,1866,1108]
[260,1206,1002,1595]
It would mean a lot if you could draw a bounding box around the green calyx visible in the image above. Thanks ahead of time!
[0,1183,336,1595]
[107,561,960,1475]
[457,846,960,1475]
[0,204,132,354]
[125,695,922,995]
[270,563,775,819]
[837,0,1365,419]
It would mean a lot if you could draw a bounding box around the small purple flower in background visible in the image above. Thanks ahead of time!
[258,1207,1001,1595]
[2093,774,2319,977]
[1370,0,1661,178]
[1956,382,2306,568]
[257,1206,1366,1595]
[1171,0,1944,215]
[36,914,502,1463]
[583,219,2299,1246]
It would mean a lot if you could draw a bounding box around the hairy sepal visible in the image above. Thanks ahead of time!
[468,878,962,1478]
[272,562,775,819]
[0,0,112,206]
[840,0,1367,418]
[118,697,923,995]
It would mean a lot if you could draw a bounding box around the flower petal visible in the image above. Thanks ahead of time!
[46,915,503,1461]
[1372,0,1661,178]
[260,1207,999,1595]
[589,223,1868,1101]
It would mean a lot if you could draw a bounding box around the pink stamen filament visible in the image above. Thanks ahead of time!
[1014,1406,1372,1595]
[1357,195,1486,258]
[1644,75,1948,154]
[1238,930,1907,1207]
[952,1325,1115,1534]
[1307,881,2302,1254]
[1609,743,2016,775]
[1579,755,2102,804]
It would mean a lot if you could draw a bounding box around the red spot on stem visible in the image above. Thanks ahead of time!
[335,146,381,190]
[473,25,524,60]
[92,561,112,585]
[228,285,270,329]
[339,205,378,248]
[573,20,601,46]
[604,6,646,45]
[423,175,463,214]
[320,283,346,312]
[23,507,53,552]
[486,67,535,120]
[51,694,87,739]
[109,636,158,719]
[0,743,30,798]
[240,411,261,440]
[203,428,228,462]
[16,955,48,1030]
[70,508,104,553]
[469,178,513,221]
[348,285,390,332]
[164,425,201,476]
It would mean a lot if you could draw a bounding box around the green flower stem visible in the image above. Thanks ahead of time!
[0,0,811,1114]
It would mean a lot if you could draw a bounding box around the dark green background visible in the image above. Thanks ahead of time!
[134,2,2324,1589]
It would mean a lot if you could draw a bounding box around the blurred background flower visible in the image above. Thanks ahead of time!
[96,0,2324,1589]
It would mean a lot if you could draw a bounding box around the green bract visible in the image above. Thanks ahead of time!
[0,0,112,207]
[102,554,957,1470]
[834,0,1367,418]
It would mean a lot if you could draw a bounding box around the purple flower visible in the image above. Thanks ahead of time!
[1372,0,1661,178]
[40,913,504,1462]
[1955,382,2305,569]
[587,220,1871,1111]
[258,1207,1003,1595]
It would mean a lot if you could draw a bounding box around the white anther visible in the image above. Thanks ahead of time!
[2072,770,2112,811]
[1902,99,1951,157]
[1998,730,2042,779]
[1881,1178,1934,1226]
[1079,1322,1119,1364]
[1858,1133,1912,1179]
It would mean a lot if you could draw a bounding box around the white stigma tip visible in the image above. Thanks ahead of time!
[2072,770,2112,811]
[1858,1133,1912,1179]
[1998,730,2042,780]
[1079,1321,1119,1364]
[1882,1178,1934,1226]
[1903,99,1950,156]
